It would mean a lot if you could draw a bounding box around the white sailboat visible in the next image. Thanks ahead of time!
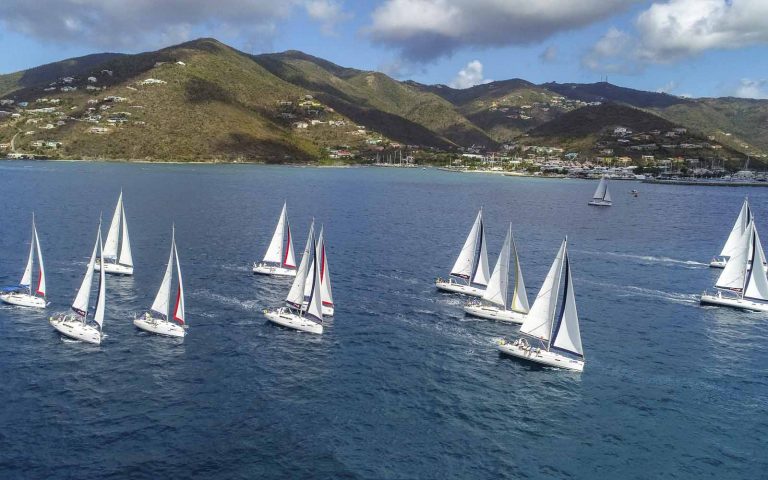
[498,238,585,372]
[264,220,324,334]
[302,225,334,316]
[710,197,751,268]
[588,177,612,206]
[134,226,187,337]
[253,202,297,276]
[1,214,48,308]
[50,222,106,344]
[700,221,768,311]
[436,208,490,296]
[464,224,529,323]
[95,190,134,275]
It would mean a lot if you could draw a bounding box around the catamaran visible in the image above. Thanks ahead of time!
[253,202,297,276]
[701,220,768,311]
[134,226,186,337]
[302,225,334,316]
[50,222,106,345]
[264,220,324,334]
[95,190,134,275]
[498,238,585,372]
[0,214,47,308]
[588,176,612,206]
[710,197,751,268]
[464,224,529,323]
[436,208,490,296]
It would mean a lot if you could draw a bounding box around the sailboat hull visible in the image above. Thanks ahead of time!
[0,292,47,308]
[134,313,186,337]
[587,200,612,207]
[463,303,525,324]
[94,260,134,276]
[435,278,484,297]
[252,263,297,277]
[49,314,102,344]
[497,339,584,372]
[264,307,323,334]
[700,292,768,312]
[709,258,727,268]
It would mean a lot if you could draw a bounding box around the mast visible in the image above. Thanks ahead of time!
[173,232,185,325]
[34,218,46,298]
[93,227,106,330]
[286,220,314,309]
[20,214,35,293]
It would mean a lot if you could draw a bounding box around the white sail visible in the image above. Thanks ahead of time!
[510,232,529,314]
[20,217,35,288]
[744,225,768,301]
[471,220,491,286]
[320,234,334,307]
[482,224,511,308]
[287,221,314,307]
[520,239,566,342]
[450,209,482,280]
[603,188,612,203]
[72,225,100,317]
[150,230,175,319]
[549,249,584,357]
[173,239,185,325]
[592,177,607,200]
[715,221,751,291]
[93,228,106,328]
[283,220,296,268]
[719,199,751,257]
[34,223,46,297]
[263,203,287,264]
[104,192,123,259]
[118,201,133,267]
[304,237,323,323]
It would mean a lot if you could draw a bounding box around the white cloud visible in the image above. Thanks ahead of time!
[449,60,491,89]
[581,27,638,74]
[733,79,768,99]
[367,0,638,61]
[539,45,558,63]
[305,0,352,36]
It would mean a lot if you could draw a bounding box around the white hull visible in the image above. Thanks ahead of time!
[709,259,726,268]
[463,303,525,324]
[252,263,297,277]
[588,200,612,207]
[497,339,584,372]
[134,313,186,337]
[700,292,768,312]
[49,314,102,344]
[95,260,134,276]
[264,307,323,334]
[435,278,484,297]
[0,292,47,308]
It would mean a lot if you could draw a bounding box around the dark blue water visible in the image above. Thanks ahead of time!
[0,161,766,479]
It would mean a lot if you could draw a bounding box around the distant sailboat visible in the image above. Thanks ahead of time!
[253,202,297,277]
[302,225,334,316]
[95,190,134,275]
[264,220,324,334]
[498,238,585,372]
[464,224,529,323]
[50,222,106,344]
[700,220,768,312]
[710,197,751,268]
[588,177,612,206]
[436,208,490,296]
[1,214,47,308]
[134,226,186,337]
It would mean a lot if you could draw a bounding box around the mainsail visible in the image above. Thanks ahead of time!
[520,240,566,342]
[173,237,185,325]
[719,198,751,258]
[72,225,100,317]
[715,221,752,291]
[34,220,46,297]
[151,229,175,319]
[304,236,323,324]
[451,209,483,280]
[103,191,133,266]
[592,177,610,201]
[93,229,106,328]
[510,231,529,313]
[482,224,511,308]
[549,250,584,357]
[286,221,315,308]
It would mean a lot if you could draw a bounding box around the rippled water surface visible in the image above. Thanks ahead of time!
[1,161,766,479]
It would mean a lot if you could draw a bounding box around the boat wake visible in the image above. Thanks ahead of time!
[576,250,707,268]
[190,289,262,312]
[581,279,699,306]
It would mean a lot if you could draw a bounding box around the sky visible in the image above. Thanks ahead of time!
[1,0,767,98]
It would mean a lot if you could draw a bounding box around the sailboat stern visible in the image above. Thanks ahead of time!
[0,291,47,308]
[49,313,102,344]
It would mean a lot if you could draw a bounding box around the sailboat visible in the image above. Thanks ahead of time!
[498,238,585,372]
[700,220,768,311]
[302,225,334,316]
[710,197,751,268]
[464,224,529,323]
[95,190,134,275]
[253,202,297,276]
[134,226,186,337]
[0,214,48,308]
[588,176,612,206]
[435,208,490,296]
[50,222,106,345]
[264,220,324,334]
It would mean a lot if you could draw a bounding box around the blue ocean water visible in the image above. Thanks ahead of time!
[0,161,766,479]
